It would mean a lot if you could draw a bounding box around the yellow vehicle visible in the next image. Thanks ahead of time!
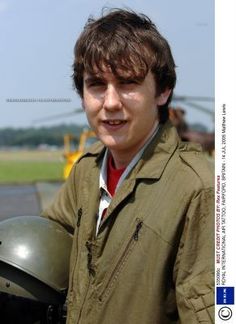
[63,129,97,179]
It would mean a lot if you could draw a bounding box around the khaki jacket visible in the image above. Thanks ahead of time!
[42,122,214,324]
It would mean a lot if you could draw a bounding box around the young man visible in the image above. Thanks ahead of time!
[42,9,214,324]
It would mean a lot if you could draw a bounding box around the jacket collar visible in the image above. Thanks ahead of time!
[130,121,180,180]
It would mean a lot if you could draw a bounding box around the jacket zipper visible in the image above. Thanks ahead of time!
[76,238,97,323]
[98,219,143,303]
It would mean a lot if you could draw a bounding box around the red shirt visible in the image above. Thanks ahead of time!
[107,155,126,196]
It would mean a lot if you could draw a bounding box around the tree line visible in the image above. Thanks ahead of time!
[0,124,87,147]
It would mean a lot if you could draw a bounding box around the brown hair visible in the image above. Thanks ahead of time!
[73,8,176,122]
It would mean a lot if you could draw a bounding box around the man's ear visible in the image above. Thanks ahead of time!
[156,88,172,106]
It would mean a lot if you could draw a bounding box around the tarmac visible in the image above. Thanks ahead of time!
[0,182,63,221]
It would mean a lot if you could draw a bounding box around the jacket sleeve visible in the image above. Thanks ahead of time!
[174,187,214,323]
[41,164,78,232]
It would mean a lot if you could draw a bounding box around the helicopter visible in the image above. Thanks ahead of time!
[34,94,215,178]
[169,95,214,155]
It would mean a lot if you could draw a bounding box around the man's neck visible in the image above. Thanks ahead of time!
[108,151,134,169]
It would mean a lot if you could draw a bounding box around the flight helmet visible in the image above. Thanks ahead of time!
[0,216,72,304]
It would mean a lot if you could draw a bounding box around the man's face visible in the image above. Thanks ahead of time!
[82,68,170,167]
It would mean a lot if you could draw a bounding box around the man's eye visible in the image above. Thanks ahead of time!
[88,81,104,87]
[120,80,139,85]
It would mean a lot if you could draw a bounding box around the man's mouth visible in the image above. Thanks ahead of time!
[103,120,126,126]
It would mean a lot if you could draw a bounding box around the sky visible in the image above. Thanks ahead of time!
[0,0,214,130]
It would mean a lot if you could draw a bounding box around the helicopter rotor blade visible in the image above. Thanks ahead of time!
[33,108,84,123]
[181,101,214,116]
[172,95,214,102]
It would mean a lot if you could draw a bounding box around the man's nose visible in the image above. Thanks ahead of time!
[103,85,122,110]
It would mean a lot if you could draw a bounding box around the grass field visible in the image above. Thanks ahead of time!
[0,149,64,183]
